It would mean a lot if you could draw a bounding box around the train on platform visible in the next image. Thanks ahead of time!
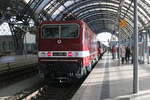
[38,20,100,79]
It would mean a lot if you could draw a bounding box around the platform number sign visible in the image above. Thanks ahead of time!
[119,19,127,28]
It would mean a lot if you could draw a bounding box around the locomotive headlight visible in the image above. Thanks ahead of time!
[71,52,80,57]
[38,52,46,57]
[41,52,46,57]
[74,52,79,57]
[74,51,90,57]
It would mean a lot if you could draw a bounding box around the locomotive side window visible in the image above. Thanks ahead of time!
[42,25,59,38]
[61,24,78,38]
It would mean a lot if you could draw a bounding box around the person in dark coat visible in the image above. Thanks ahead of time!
[125,46,131,63]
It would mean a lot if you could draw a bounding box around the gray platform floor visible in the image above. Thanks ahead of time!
[72,54,150,100]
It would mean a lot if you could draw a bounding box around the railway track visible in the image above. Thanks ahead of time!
[0,64,38,88]
[13,78,85,100]
[0,62,96,100]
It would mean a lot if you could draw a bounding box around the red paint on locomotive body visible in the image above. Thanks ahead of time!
[38,20,99,78]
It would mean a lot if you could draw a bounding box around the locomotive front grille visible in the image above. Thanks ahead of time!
[47,61,80,77]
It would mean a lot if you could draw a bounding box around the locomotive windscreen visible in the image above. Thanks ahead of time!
[42,24,79,38]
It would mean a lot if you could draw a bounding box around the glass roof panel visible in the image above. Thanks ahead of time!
[52,9,61,19]
[24,0,30,3]
[21,0,150,36]
[46,2,60,14]
[77,8,118,17]
[125,0,131,4]
[72,2,119,12]
[138,7,149,23]
[145,0,150,4]
[139,0,150,20]
[64,0,74,7]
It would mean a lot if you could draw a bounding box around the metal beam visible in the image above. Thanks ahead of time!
[123,0,133,19]
[117,0,125,65]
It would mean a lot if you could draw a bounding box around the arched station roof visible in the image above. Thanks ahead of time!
[1,0,150,40]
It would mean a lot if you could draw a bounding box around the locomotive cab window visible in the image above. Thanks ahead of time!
[42,25,59,38]
[42,24,79,39]
[60,24,78,38]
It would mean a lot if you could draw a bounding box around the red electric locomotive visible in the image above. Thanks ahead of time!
[38,20,99,79]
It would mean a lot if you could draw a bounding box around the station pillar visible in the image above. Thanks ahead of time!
[133,0,139,94]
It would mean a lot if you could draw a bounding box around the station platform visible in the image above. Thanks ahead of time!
[0,55,37,73]
[72,54,150,100]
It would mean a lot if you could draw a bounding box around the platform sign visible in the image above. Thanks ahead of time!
[119,19,127,28]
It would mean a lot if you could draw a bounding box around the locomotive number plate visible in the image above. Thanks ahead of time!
[53,52,67,56]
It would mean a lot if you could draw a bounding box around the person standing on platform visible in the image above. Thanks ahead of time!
[125,46,131,63]
[99,47,102,60]
[111,46,116,59]
[120,46,126,64]
[149,47,150,56]
[117,47,119,59]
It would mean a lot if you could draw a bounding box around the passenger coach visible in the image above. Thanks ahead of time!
[38,20,99,79]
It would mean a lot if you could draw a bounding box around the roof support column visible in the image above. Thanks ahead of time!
[117,0,125,66]
[118,22,121,65]
[143,34,146,63]
[146,29,149,64]
[133,0,139,94]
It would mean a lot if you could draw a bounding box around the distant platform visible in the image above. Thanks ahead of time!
[0,55,37,72]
